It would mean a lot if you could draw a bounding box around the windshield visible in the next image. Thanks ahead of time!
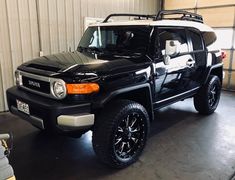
[78,26,152,57]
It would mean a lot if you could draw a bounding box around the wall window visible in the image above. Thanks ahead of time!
[214,28,233,49]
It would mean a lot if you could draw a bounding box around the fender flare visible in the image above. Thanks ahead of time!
[203,63,223,84]
[93,83,154,121]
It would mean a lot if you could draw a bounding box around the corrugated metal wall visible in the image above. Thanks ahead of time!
[0,0,158,112]
[163,0,235,91]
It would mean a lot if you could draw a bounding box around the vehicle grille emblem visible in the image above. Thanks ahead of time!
[28,80,40,88]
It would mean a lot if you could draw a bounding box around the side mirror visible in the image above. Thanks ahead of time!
[163,40,180,65]
[165,40,180,56]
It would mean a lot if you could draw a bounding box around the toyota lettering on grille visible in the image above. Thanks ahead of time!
[28,80,41,88]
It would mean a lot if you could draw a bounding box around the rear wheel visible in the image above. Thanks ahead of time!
[194,75,221,115]
[92,100,149,168]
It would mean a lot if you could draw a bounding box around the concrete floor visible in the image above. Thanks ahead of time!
[0,91,235,180]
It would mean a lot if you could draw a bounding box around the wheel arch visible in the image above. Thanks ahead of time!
[204,63,223,85]
[94,83,154,121]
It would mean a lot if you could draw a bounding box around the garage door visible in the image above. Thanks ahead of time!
[164,0,235,91]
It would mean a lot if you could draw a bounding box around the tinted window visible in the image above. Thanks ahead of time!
[79,26,151,56]
[158,29,189,55]
[189,30,203,50]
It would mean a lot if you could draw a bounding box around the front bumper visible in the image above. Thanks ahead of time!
[6,86,94,132]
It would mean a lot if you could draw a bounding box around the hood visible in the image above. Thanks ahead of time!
[18,51,150,77]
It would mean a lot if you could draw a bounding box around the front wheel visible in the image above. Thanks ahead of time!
[194,75,221,115]
[92,100,150,168]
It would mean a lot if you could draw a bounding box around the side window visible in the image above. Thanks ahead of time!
[89,29,118,48]
[189,30,204,51]
[158,29,189,56]
[89,30,99,47]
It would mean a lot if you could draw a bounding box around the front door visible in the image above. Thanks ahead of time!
[153,27,198,105]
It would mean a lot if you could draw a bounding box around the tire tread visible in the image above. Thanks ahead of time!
[92,99,149,168]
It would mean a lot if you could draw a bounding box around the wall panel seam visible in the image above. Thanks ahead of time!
[55,0,60,52]
[3,0,14,110]
[47,0,51,54]
[35,0,42,52]
[227,18,235,89]
[64,0,68,51]
[72,0,76,50]
[16,0,24,63]
[27,0,34,58]
[5,1,14,80]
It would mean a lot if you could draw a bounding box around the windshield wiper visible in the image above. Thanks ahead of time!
[77,46,104,54]
[111,49,144,57]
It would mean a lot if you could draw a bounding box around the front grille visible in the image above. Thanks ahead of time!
[17,70,66,100]
[22,76,50,94]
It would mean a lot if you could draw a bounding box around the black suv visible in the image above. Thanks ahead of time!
[6,10,223,168]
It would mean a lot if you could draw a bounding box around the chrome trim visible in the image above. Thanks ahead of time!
[16,70,67,100]
[76,72,98,76]
[62,64,79,72]
[186,60,195,66]
[57,114,95,127]
[210,62,223,68]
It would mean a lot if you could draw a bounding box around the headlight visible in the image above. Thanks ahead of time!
[15,70,22,86]
[52,81,66,99]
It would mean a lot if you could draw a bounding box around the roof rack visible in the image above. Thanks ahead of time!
[103,10,203,24]
[156,10,203,23]
[103,13,157,23]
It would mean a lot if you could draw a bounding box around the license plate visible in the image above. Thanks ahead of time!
[16,100,30,115]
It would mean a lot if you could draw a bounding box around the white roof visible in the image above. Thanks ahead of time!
[89,19,214,32]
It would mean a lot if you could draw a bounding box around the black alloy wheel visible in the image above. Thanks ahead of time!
[114,112,146,160]
[208,83,219,107]
[194,75,221,115]
[92,100,149,168]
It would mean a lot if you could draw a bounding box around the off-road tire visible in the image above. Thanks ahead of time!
[92,100,150,168]
[194,75,221,115]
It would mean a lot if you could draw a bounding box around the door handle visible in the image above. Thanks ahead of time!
[186,59,195,67]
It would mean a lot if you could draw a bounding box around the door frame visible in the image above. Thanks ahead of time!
[152,26,201,108]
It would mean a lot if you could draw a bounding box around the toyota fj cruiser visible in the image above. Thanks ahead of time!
[6,10,223,168]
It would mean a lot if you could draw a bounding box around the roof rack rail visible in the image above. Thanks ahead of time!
[103,13,156,23]
[155,10,203,23]
[103,11,203,24]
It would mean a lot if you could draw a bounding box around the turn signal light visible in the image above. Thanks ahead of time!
[221,51,226,60]
[66,83,100,94]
